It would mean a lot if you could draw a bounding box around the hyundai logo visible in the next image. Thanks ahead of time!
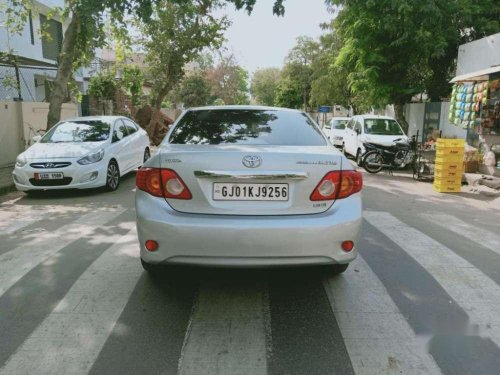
[45,163,55,168]
[242,155,262,168]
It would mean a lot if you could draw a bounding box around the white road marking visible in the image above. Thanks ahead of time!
[421,213,500,255]
[0,227,141,375]
[364,211,500,349]
[0,208,126,297]
[0,212,48,235]
[178,281,267,375]
[323,257,441,374]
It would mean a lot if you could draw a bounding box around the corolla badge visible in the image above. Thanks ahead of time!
[242,155,262,168]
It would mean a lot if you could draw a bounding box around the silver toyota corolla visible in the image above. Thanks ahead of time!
[136,106,362,273]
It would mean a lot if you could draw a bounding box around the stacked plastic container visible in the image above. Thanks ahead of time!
[434,138,465,193]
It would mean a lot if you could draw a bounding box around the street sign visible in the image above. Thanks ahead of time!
[318,106,332,113]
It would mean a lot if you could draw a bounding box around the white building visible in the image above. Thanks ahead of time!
[0,0,95,102]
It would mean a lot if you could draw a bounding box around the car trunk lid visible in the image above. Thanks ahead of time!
[159,144,344,215]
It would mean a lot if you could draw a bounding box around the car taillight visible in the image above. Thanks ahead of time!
[136,168,192,199]
[310,170,362,201]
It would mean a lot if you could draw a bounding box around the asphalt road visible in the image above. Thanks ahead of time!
[1,171,500,375]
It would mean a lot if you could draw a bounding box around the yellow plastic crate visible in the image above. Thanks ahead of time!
[433,177,462,193]
[436,148,464,157]
[435,154,464,163]
[434,184,462,193]
[434,169,463,179]
[436,138,465,148]
[434,162,463,173]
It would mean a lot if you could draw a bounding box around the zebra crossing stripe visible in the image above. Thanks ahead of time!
[0,227,142,375]
[323,256,442,374]
[0,208,126,298]
[421,213,500,256]
[364,211,500,349]
[178,281,268,375]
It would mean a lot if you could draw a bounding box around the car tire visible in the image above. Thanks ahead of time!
[143,147,151,163]
[356,149,364,167]
[105,160,120,192]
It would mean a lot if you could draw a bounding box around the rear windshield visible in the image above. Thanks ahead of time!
[41,120,111,143]
[168,109,326,146]
[332,120,349,129]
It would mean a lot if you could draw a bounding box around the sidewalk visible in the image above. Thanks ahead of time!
[0,165,15,195]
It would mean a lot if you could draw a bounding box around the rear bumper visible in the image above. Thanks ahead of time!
[136,190,362,267]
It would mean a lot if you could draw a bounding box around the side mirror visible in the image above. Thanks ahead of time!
[356,129,361,135]
[32,135,42,143]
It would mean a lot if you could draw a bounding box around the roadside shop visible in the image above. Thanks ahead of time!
[449,67,500,177]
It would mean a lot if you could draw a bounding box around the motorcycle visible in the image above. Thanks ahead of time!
[361,137,417,174]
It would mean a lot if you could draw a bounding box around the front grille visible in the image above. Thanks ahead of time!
[30,162,72,169]
[29,177,73,186]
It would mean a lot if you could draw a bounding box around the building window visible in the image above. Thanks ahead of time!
[28,10,34,45]
[39,14,63,61]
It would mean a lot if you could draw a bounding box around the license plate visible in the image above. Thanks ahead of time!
[34,172,64,180]
[213,183,288,201]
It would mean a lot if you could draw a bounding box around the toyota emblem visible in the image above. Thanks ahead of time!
[242,155,262,168]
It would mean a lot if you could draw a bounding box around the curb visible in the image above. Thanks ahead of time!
[0,183,16,196]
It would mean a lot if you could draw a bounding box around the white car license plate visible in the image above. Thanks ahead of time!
[213,183,288,201]
[35,172,64,180]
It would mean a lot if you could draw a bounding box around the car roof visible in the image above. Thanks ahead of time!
[354,114,396,120]
[331,117,350,120]
[61,115,127,123]
[187,105,302,113]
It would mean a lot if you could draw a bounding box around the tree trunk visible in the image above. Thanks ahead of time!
[147,86,170,144]
[394,103,408,134]
[46,14,79,130]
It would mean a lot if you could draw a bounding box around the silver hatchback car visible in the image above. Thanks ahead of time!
[136,106,362,273]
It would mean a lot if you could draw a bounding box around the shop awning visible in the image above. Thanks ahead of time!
[450,65,500,83]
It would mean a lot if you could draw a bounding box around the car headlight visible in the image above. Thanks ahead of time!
[77,149,104,165]
[15,156,27,167]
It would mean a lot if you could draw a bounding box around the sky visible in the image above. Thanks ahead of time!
[218,0,332,75]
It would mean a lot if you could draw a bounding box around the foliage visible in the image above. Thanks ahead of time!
[250,68,281,106]
[88,70,117,101]
[213,98,226,106]
[274,77,303,109]
[273,36,318,110]
[205,54,250,105]
[327,0,500,108]
[176,73,212,108]
[121,66,144,106]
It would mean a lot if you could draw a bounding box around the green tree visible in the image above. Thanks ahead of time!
[205,54,250,105]
[177,74,212,108]
[278,36,319,110]
[139,1,229,142]
[2,0,287,130]
[328,0,500,126]
[250,68,281,106]
[121,66,144,106]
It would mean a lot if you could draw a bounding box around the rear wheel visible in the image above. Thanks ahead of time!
[105,160,120,191]
[363,150,384,174]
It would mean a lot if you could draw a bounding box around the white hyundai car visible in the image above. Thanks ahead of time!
[136,106,363,273]
[13,116,150,192]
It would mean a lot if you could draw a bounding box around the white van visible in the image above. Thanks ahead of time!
[343,115,408,165]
